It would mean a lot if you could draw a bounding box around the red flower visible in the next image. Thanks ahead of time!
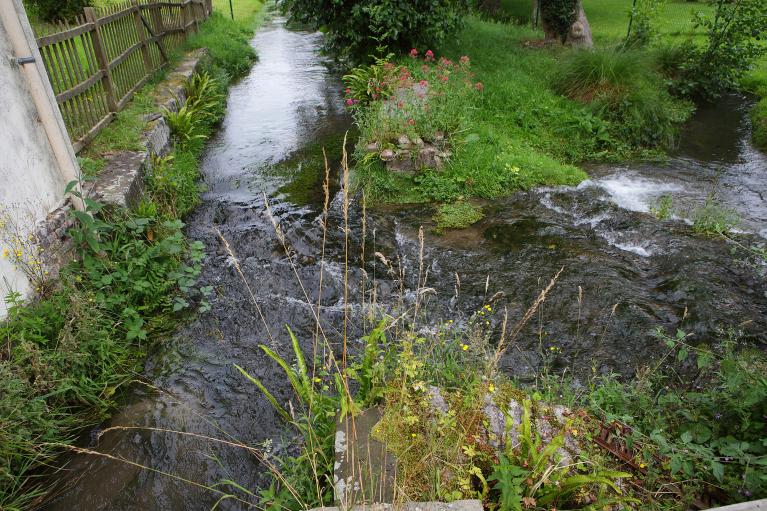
[460,55,470,65]
[425,50,434,61]
[407,118,416,126]
[474,82,484,91]
[345,98,354,106]
[409,48,418,58]
[440,75,449,82]
[419,79,428,87]
[345,88,351,94]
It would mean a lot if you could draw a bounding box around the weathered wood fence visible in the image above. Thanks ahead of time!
[34,0,213,153]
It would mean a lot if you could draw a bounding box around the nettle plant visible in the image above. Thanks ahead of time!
[345,50,483,149]
[66,183,209,342]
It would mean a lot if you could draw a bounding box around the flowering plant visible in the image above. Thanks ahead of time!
[346,50,483,148]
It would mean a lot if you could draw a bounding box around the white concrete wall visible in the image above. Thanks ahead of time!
[0,0,80,317]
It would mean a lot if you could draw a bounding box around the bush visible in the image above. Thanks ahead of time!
[552,49,691,148]
[669,0,767,100]
[280,0,471,60]
[25,0,87,21]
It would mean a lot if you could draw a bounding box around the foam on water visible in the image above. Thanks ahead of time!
[582,172,683,213]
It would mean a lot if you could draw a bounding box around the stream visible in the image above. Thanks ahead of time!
[45,17,767,510]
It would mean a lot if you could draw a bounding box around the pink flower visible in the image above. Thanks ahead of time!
[345,98,354,106]
[460,55,470,65]
[440,75,449,82]
[407,118,416,126]
[410,48,418,58]
[474,82,484,91]
[345,88,351,94]
[419,79,428,87]
[425,50,434,61]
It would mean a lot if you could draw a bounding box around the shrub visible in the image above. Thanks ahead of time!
[670,0,767,100]
[25,0,87,21]
[552,49,691,148]
[279,0,471,60]
[580,329,767,502]
[624,0,663,49]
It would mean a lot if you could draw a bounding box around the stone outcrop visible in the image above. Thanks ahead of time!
[368,134,451,175]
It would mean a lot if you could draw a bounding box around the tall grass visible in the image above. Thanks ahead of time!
[552,49,692,148]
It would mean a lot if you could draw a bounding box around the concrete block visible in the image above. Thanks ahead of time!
[334,408,397,507]
[85,152,146,209]
[310,501,484,511]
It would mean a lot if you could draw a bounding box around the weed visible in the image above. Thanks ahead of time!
[650,194,674,220]
[691,196,740,235]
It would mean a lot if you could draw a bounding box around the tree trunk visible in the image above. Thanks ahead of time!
[536,0,593,48]
[565,0,593,48]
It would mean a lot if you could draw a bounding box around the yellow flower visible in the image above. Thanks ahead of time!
[571,428,578,436]
[461,344,469,351]
[639,463,646,469]
[488,383,495,394]
[411,433,417,438]
[1,248,8,258]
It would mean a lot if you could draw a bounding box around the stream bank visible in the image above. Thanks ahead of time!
[44,17,766,511]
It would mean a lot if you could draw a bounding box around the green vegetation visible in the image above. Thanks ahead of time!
[250,302,767,509]
[543,329,767,504]
[0,3,264,508]
[691,197,741,236]
[280,0,471,60]
[552,49,692,148]
[433,201,485,232]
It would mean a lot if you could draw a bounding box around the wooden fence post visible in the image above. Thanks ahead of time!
[181,0,190,40]
[84,7,117,112]
[132,0,154,75]
[149,3,168,65]
[191,1,199,34]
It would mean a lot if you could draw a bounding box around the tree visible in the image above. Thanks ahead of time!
[533,0,593,48]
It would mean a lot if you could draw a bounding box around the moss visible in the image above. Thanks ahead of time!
[433,201,485,233]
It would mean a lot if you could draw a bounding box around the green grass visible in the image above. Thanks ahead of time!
[353,16,694,204]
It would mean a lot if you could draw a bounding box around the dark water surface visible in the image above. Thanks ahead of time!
[45,18,767,510]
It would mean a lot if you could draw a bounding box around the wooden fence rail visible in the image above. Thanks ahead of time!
[34,0,213,153]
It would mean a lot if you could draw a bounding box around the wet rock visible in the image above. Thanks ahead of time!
[416,146,441,170]
[386,151,417,174]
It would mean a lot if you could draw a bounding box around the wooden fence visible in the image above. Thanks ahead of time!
[34,0,213,153]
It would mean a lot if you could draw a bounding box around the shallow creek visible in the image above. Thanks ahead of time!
[45,18,767,510]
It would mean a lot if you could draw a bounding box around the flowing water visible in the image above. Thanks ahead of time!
[45,17,767,510]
